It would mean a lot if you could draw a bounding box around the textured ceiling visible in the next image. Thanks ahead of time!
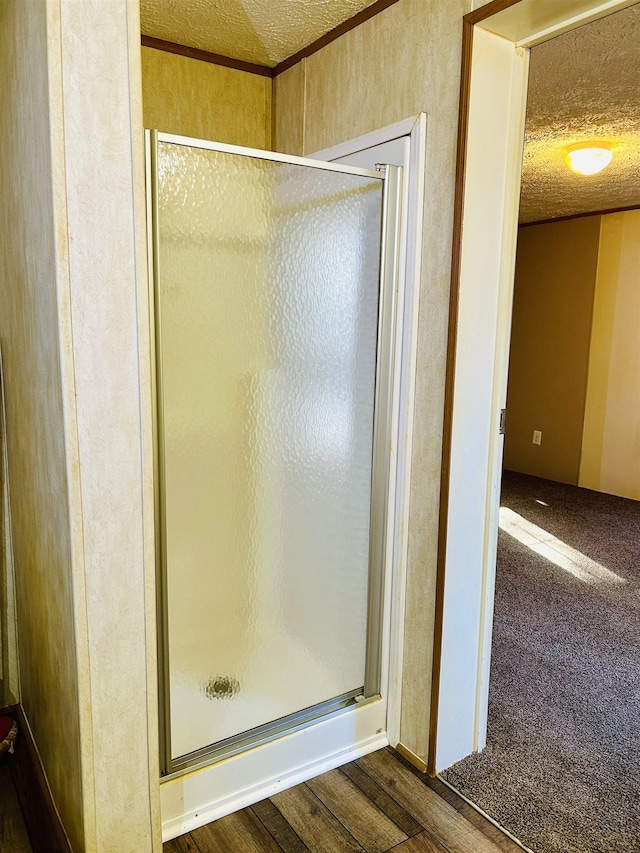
[140,2,640,220]
[140,0,379,66]
[521,4,640,223]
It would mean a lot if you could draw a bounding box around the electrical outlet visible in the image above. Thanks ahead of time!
[532,429,542,445]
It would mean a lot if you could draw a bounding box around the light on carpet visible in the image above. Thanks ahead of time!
[499,507,624,586]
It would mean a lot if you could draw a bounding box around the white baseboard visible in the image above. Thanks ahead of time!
[161,699,388,841]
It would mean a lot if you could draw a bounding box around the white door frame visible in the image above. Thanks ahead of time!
[435,0,638,772]
[313,113,427,751]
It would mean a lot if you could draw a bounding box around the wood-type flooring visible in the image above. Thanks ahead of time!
[165,747,525,853]
[0,762,32,853]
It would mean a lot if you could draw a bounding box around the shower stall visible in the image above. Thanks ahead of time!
[146,131,401,776]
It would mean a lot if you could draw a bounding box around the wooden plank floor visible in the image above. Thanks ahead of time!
[0,762,32,853]
[165,748,525,853]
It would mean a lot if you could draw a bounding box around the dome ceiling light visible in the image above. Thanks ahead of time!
[565,144,613,176]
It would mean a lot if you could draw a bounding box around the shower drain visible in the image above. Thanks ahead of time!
[202,675,240,700]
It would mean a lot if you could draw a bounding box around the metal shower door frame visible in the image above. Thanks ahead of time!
[146,130,402,777]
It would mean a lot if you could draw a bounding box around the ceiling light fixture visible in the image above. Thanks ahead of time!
[565,145,613,176]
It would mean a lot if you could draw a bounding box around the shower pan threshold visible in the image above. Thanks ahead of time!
[164,686,371,779]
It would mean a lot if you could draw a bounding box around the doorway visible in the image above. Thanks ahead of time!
[441,13,640,838]
[442,4,637,850]
[435,0,640,774]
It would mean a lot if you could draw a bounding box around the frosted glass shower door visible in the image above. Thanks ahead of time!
[148,132,397,771]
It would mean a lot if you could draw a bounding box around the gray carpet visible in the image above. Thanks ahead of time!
[441,471,640,853]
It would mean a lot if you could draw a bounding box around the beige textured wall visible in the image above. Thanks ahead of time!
[142,46,271,148]
[0,0,85,847]
[579,210,640,500]
[273,62,305,154]
[0,0,161,849]
[0,355,20,708]
[503,217,601,484]
[273,0,471,759]
[57,0,161,849]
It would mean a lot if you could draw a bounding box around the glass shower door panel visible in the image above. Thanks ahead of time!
[155,141,384,761]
